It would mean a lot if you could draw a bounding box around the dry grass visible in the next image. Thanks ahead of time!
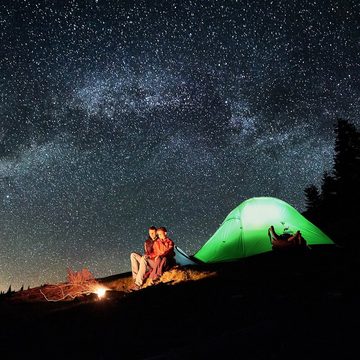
[5,266,217,303]
[97,265,217,291]
[142,265,217,287]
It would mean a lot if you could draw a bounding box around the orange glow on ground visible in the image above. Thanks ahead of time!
[95,287,107,299]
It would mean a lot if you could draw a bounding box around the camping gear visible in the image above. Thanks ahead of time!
[174,246,198,266]
[194,197,334,263]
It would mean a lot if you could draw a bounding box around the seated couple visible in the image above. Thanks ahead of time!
[130,226,175,291]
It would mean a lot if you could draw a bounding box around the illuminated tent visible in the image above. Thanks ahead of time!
[194,197,334,263]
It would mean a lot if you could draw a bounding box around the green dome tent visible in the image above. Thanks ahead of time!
[194,197,334,263]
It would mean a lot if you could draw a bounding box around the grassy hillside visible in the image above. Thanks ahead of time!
[0,245,358,360]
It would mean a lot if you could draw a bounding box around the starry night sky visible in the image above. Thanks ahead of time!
[1,0,360,291]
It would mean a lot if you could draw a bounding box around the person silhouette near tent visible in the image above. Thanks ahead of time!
[268,225,308,251]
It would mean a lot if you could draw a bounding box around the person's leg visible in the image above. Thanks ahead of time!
[296,232,307,247]
[268,225,279,241]
[149,257,163,280]
[135,256,156,286]
[130,253,142,280]
[159,257,168,273]
[287,231,300,245]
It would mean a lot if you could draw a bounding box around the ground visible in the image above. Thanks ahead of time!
[0,245,358,360]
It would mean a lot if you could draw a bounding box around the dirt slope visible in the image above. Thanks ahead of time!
[0,246,358,360]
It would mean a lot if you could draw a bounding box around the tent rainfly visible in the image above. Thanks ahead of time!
[194,196,334,263]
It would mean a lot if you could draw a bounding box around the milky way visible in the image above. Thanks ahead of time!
[1,0,359,290]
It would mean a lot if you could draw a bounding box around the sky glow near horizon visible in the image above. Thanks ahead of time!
[1,0,360,291]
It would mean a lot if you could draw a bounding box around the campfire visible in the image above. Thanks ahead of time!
[94,286,107,299]
[40,268,109,301]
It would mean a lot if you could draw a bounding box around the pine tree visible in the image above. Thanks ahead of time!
[319,171,338,219]
[304,184,320,221]
[334,118,360,213]
[302,118,360,248]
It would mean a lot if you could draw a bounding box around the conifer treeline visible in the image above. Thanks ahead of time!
[303,119,360,249]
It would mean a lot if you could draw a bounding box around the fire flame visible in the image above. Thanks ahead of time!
[95,287,107,299]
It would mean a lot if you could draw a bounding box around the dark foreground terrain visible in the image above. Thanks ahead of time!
[1,246,359,360]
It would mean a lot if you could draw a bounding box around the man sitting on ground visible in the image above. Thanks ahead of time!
[129,226,158,291]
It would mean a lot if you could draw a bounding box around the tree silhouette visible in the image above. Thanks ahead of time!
[319,171,338,219]
[334,119,360,213]
[304,184,320,221]
[304,118,360,249]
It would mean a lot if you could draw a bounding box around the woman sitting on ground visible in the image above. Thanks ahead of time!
[148,226,175,283]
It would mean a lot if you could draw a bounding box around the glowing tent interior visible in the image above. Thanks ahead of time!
[193,197,334,263]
